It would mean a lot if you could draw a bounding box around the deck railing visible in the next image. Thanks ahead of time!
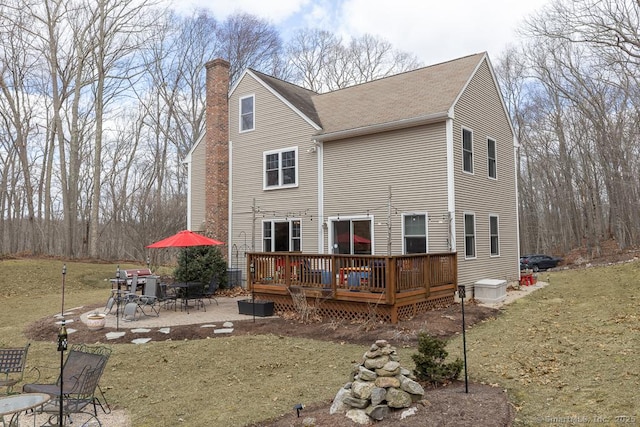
[246,252,457,305]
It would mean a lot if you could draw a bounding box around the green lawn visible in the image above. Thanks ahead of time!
[2,258,639,426]
[448,262,640,425]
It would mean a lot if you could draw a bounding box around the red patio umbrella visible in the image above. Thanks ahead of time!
[337,233,371,244]
[146,230,224,248]
[147,230,224,311]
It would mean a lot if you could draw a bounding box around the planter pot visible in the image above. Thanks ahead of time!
[238,299,274,317]
[86,313,106,331]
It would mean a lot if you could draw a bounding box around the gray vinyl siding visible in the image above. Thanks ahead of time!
[323,123,450,255]
[452,59,519,288]
[189,139,206,232]
[229,74,319,273]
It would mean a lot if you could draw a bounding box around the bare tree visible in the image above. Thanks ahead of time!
[215,12,283,86]
[285,30,422,92]
[499,0,640,257]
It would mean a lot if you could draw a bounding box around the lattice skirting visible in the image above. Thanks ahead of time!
[253,293,454,324]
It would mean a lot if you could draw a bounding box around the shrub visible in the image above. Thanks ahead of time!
[174,246,228,288]
[411,332,463,385]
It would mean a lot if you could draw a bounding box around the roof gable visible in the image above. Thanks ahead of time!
[312,53,486,139]
[231,69,322,130]
[233,52,504,142]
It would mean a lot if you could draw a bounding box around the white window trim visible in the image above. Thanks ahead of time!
[263,146,299,190]
[489,214,500,257]
[261,218,302,252]
[463,211,477,260]
[239,94,255,133]
[401,212,429,254]
[487,137,497,180]
[462,127,474,175]
[327,215,374,254]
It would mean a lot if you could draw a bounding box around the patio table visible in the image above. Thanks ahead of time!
[0,393,50,427]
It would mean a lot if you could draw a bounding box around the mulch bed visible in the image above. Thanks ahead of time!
[24,300,515,426]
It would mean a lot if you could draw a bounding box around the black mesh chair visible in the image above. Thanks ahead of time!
[203,276,219,306]
[0,343,30,395]
[23,344,112,419]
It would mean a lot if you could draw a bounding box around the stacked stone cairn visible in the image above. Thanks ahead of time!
[330,339,425,424]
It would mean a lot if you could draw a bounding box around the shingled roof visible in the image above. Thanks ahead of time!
[251,52,486,140]
[249,70,322,127]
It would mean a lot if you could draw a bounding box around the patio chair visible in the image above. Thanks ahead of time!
[23,344,112,419]
[37,365,104,426]
[0,343,30,395]
[183,282,206,313]
[158,283,177,311]
[135,276,161,316]
[104,271,131,314]
[203,276,219,306]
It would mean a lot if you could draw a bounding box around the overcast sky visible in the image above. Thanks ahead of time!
[166,0,551,65]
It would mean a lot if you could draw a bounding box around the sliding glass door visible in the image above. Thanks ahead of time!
[331,218,372,255]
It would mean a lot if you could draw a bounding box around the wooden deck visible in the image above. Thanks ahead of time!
[246,252,457,323]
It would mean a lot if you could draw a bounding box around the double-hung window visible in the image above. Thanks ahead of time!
[403,213,427,254]
[240,95,254,132]
[462,128,473,173]
[264,148,298,189]
[464,212,476,259]
[489,215,499,256]
[263,219,301,252]
[487,138,497,179]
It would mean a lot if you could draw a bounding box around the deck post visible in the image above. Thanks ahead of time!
[423,255,430,298]
[386,257,396,305]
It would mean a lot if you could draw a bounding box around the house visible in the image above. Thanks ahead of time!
[185,52,520,318]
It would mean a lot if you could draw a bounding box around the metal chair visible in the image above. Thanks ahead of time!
[38,365,104,426]
[0,343,30,395]
[158,283,177,311]
[135,276,161,316]
[23,344,112,422]
[183,282,206,313]
[203,276,219,306]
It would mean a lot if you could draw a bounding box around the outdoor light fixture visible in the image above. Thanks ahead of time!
[293,403,304,417]
[458,284,469,394]
[249,263,256,323]
[115,265,121,331]
[58,264,68,424]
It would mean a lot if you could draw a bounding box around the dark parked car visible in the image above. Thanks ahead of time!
[520,254,562,271]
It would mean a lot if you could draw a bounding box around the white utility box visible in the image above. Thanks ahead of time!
[474,279,507,304]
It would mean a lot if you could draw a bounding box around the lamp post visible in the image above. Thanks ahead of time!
[58,264,68,425]
[115,265,121,331]
[249,262,255,323]
[458,284,469,393]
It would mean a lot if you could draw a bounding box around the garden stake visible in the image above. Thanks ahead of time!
[458,284,469,393]
[58,264,68,425]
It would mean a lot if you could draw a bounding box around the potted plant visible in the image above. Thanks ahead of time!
[86,312,107,331]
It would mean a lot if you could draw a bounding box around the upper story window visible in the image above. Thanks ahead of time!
[489,215,499,256]
[403,213,427,254]
[464,212,476,259]
[240,95,254,132]
[264,147,298,189]
[462,128,473,173]
[487,138,497,179]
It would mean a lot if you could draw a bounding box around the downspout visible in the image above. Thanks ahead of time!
[446,116,456,251]
[185,154,192,230]
[316,140,324,253]
[514,135,521,275]
[228,140,233,262]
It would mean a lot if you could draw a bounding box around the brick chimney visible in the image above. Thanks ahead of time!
[205,58,230,255]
